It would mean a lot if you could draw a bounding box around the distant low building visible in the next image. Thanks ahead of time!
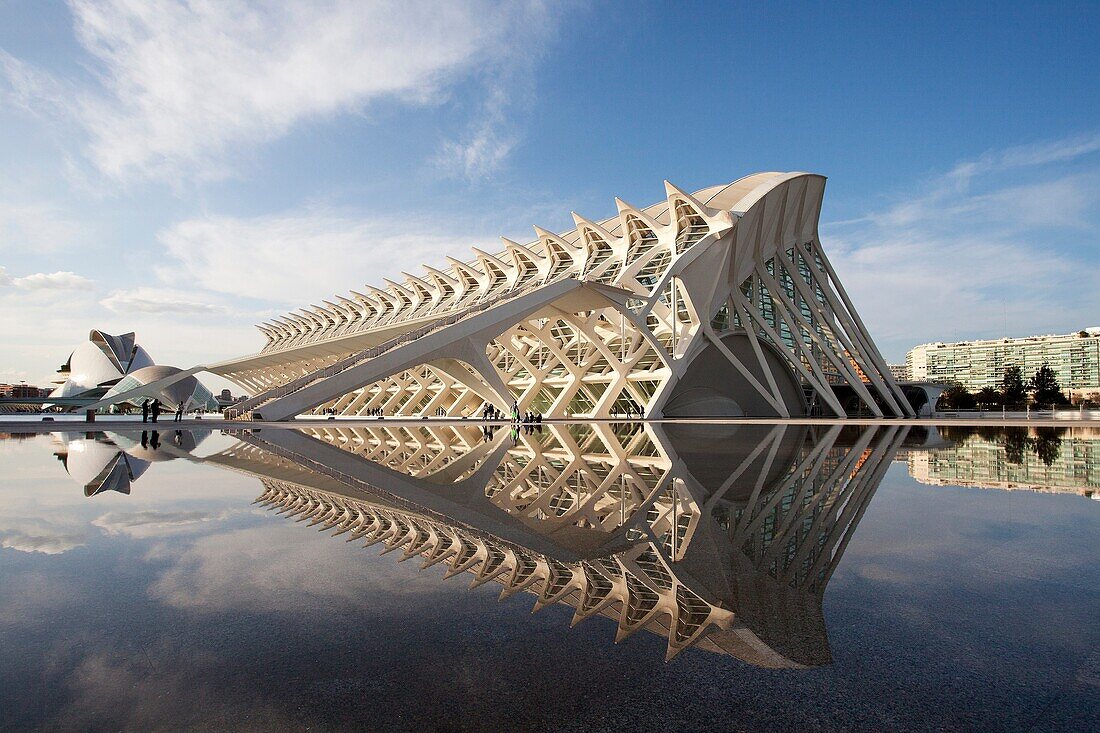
[907,430,1100,500]
[906,328,1100,400]
[887,363,909,382]
[0,384,50,398]
[216,388,246,408]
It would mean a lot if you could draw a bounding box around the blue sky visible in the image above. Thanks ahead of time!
[1,0,1098,388]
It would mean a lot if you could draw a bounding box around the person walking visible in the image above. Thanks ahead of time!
[141,399,150,423]
[150,398,161,423]
[174,401,184,422]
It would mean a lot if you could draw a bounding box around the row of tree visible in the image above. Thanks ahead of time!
[937,364,1072,410]
[940,425,1064,465]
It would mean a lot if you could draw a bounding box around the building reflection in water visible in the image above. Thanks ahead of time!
[51,430,210,496]
[37,423,1098,664]
[204,422,910,666]
[904,426,1099,500]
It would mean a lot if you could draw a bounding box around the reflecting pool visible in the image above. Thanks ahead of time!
[0,423,1097,731]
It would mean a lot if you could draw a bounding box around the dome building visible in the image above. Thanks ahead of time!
[50,330,154,400]
[102,365,218,412]
[49,330,217,411]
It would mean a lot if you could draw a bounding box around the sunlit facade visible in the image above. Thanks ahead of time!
[906,328,1100,399]
[206,173,912,420]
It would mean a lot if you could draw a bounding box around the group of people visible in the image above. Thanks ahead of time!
[481,401,543,425]
[137,429,189,451]
[141,398,185,423]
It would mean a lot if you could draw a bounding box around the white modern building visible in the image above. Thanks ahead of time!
[906,328,1100,399]
[51,330,218,411]
[95,173,919,420]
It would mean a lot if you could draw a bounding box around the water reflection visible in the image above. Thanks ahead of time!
[34,422,1100,665]
[906,425,1100,499]
[193,423,906,665]
[52,430,210,496]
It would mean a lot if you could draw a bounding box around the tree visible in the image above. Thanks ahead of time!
[1030,363,1069,406]
[1031,427,1063,466]
[1000,365,1028,406]
[974,386,1003,406]
[1003,428,1027,464]
[937,383,976,410]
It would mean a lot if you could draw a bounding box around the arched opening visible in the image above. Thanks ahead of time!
[663,332,806,417]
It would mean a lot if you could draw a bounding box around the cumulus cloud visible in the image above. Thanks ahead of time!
[822,133,1100,360]
[93,509,234,539]
[148,525,446,613]
[100,287,229,315]
[0,523,88,554]
[155,209,489,304]
[3,0,557,182]
[0,267,94,290]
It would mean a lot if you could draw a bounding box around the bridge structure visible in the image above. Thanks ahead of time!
[201,421,909,664]
[168,172,916,421]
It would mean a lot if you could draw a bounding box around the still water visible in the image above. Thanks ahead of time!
[0,423,1097,732]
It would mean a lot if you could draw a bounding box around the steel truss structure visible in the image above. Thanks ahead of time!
[205,422,910,664]
[207,172,913,420]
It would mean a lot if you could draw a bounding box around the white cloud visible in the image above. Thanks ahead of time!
[0,49,69,116]
[435,66,521,180]
[3,0,555,182]
[0,522,88,554]
[945,132,1100,187]
[823,133,1100,360]
[0,267,94,290]
[155,209,490,304]
[148,525,447,613]
[100,287,229,315]
[436,115,518,181]
[93,509,233,539]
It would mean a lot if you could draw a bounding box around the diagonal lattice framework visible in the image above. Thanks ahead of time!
[213,422,910,663]
[206,172,913,419]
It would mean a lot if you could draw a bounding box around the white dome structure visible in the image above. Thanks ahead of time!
[49,330,155,401]
[102,365,218,411]
[52,433,150,496]
[48,329,217,412]
[52,430,212,495]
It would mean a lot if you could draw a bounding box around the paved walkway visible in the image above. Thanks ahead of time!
[3,415,1098,433]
